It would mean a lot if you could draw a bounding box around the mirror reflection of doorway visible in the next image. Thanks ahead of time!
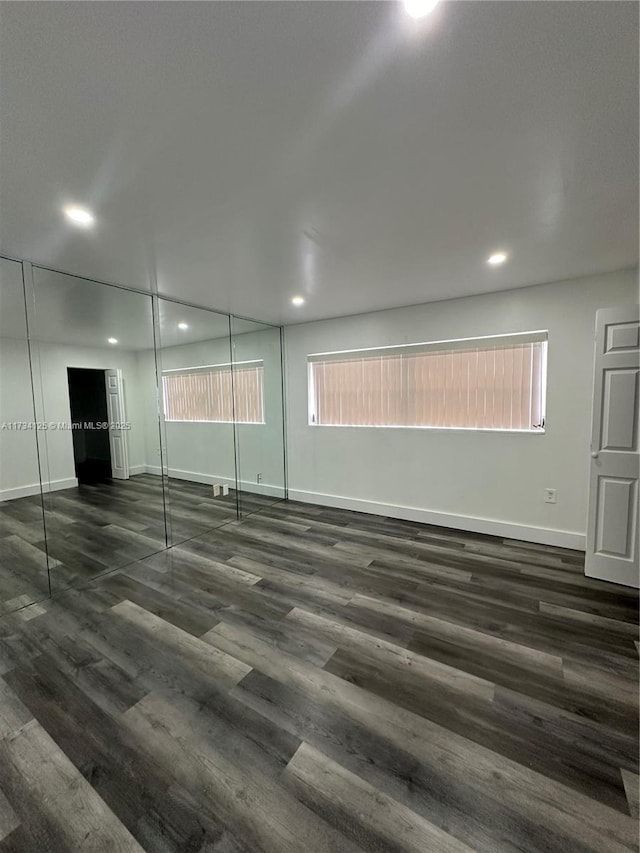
[67,367,112,484]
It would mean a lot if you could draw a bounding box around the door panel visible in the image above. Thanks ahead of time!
[601,369,638,450]
[606,321,640,352]
[105,368,129,480]
[595,476,636,558]
[586,306,640,587]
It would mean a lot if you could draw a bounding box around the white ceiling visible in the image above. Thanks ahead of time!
[0,1,637,325]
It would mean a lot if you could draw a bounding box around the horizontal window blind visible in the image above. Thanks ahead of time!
[309,335,546,431]
[162,362,264,424]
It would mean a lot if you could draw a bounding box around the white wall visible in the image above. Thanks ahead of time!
[284,268,638,549]
[0,338,152,499]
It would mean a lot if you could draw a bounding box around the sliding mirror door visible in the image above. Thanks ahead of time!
[230,316,286,518]
[0,258,50,611]
[0,260,287,609]
[156,299,238,544]
[27,267,166,593]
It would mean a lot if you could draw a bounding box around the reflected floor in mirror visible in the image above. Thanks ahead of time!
[0,500,637,852]
[0,475,282,611]
[0,494,50,613]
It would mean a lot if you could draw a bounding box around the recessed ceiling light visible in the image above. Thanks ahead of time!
[63,205,95,228]
[291,296,305,306]
[487,252,508,266]
[403,0,440,19]
[107,337,118,345]
[178,322,189,330]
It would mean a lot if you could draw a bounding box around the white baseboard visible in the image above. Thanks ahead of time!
[0,466,154,502]
[0,471,584,550]
[287,488,586,551]
[142,466,285,499]
[0,477,79,503]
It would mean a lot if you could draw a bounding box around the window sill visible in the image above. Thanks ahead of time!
[165,419,266,425]
[307,423,545,435]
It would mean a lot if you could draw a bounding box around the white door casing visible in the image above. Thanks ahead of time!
[586,305,639,588]
[104,368,130,480]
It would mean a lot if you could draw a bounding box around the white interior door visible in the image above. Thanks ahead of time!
[105,368,130,480]
[586,305,639,587]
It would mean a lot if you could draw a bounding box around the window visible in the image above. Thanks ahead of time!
[308,332,547,431]
[162,361,264,424]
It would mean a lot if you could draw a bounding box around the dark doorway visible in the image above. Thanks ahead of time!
[67,368,112,484]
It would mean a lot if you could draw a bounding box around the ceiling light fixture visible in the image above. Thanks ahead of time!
[178,322,189,330]
[487,252,508,266]
[291,296,305,306]
[63,205,95,228]
[403,0,440,19]
[107,337,118,345]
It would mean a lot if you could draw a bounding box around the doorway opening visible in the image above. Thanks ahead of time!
[67,367,112,484]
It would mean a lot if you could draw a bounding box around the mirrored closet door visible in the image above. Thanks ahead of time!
[27,267,167,594]
[156,298,238,545]
[0,258,287,612]
[230,315,286,520]
[0,257,50,611]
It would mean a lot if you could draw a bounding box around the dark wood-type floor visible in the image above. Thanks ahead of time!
[0,499,638,852]
[0,475,280,612]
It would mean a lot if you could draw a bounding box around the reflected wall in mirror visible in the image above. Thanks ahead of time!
[0,258,50,611]
[231,316,286,519]
[156,298,238,544]
[27,267,166,593]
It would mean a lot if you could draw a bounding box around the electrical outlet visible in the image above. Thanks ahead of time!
[256,473,263,484]
[544,488,557,504]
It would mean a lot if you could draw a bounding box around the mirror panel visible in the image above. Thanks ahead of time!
[0,258,50,611]
[156,298,238,544]
[0,259,287,613]
[230,316,286,519]
[28,267,166,593]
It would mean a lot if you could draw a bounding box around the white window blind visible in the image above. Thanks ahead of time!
[162,361,264,424]
[308,333,547,431]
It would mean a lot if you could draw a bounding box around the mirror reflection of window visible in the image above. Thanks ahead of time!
[162,361,265,424]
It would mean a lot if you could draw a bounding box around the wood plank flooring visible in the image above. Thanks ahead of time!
[0,499,637,852]
[0,475,280,611]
